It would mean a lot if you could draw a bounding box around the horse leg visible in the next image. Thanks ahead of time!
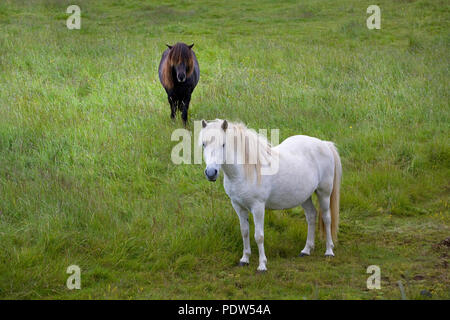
[299,197,317,257]
[317,189,335,257]
[168,96,176,119]
[231,201,251,266]
[251,202,267,272]
[181,94,191,126]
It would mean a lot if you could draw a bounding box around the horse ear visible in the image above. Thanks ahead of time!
[202,119,207,128]
[188,43,194,49]
[166,44,173,49]
[221,120,228,131]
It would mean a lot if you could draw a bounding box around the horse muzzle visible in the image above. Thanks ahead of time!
[204,168,218,182]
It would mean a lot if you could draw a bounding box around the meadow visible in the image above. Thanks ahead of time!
[0,0,448,299]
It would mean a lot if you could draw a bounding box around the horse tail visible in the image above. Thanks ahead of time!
[319,142,342,243]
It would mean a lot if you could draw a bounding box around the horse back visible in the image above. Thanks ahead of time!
[158,49,170,90]
[190,51,200,88]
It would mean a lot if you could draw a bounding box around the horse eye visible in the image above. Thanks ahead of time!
[202,143,206,148]
[222,143,225,148]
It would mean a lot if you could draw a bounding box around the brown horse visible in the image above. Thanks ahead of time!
[158,42,200,126]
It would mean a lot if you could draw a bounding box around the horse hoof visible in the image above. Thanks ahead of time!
[325,254,335,258]
[299,253,310,257]
[256,269,267,274]
[238,261,249,267]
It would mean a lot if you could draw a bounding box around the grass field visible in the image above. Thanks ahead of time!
[0,0,449,299]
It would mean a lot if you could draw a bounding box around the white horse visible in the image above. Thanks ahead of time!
[199,119,342,272]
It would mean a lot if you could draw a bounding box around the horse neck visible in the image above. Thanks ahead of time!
[221,142,241,181]
[221,163,245,182]
[221,130,261,182]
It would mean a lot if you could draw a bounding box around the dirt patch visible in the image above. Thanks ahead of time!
[434,237,450,249]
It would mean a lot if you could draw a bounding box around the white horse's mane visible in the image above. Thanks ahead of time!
[201,119,274,184]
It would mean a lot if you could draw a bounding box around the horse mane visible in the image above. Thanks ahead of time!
[161,43,195,90]
[227,121,274,184]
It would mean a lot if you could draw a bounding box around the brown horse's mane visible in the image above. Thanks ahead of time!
[162,43,194,90]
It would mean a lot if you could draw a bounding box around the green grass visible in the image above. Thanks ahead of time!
[0,0,449,299]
